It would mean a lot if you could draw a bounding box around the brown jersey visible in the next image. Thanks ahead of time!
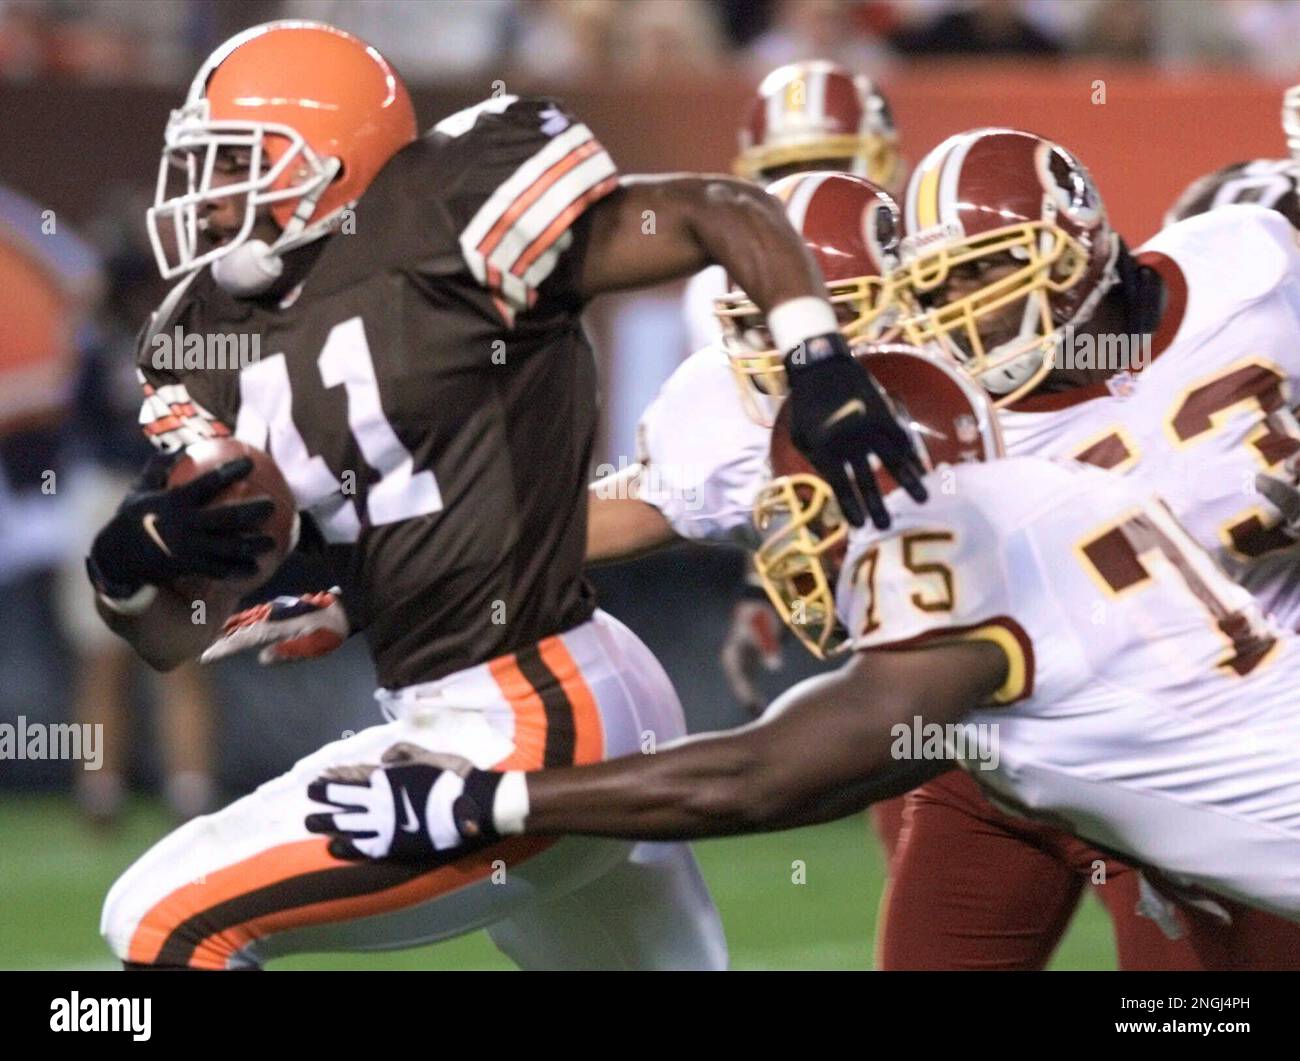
[136,97,620,688]
[1164,158,1300,230]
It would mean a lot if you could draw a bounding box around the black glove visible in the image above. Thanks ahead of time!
[86,451,275,598]
[305,745,506,863]
[784,333,927,529]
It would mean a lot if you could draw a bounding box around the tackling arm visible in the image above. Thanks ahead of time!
[518,640,1006,840]
[307,639,1009,860]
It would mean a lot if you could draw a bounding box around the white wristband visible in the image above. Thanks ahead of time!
[493,770,530,835]
[767,296,838,354]
[96,583,158,616]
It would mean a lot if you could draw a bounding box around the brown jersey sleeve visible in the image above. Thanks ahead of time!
[431,97,619,318]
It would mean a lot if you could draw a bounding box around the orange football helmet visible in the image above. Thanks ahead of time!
[147,20,416,284]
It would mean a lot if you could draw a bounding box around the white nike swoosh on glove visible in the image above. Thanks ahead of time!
[824,398,867,428]
[399,787,421,833]
[142,512,172,556]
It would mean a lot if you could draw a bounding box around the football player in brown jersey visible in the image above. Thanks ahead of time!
[90,20,924,970]
[206,58,913,826]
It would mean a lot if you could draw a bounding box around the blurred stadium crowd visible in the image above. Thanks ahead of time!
[4,0,1300,85]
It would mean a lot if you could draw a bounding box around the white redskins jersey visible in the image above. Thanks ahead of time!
[681,265,728,353]
[999,204,1300,628]
[634,344,771,547]
[840,456,1300,918]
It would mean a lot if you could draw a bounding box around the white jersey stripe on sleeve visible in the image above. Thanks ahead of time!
[459,122,592,263]
[469,126,597,257]
[486,148,606,278]
[515,172,620,307]
[509,154,619,281]
[517,172,621,298]
[459,122,616,310]
[490,145,615,308]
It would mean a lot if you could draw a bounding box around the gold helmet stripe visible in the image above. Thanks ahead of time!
[913,156,944,231]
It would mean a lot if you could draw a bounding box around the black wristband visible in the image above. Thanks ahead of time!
[782,331,853,378]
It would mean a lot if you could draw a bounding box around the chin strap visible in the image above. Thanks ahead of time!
[212,157,343,297]
[982,228,1126,398]
[1114,239,1163,338]
[211,239,284,297]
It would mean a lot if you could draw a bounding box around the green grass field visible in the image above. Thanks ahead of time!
[0,794,1116,970]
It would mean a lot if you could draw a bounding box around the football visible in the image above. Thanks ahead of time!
[166,438,298,602]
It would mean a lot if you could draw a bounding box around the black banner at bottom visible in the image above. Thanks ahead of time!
[2,969,1292,1047]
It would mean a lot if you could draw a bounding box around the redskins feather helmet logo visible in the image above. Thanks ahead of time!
[1036,142,1103,227]
[863,197,901,271]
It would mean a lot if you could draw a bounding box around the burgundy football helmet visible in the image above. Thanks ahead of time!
[753,342,1002,658]
[715,170,903,425]
[892,128,1119,403]
[735,60,902,192]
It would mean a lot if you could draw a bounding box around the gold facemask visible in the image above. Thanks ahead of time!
[734,134,901,189]
[716,275,898,427]
[752,473,849,659]
[890,221,1089,405]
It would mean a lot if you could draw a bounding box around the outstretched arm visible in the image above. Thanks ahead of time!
[517,640,1004,840]
[306,640,1007,860]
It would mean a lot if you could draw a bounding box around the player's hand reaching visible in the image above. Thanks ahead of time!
[784,332,927,529]
[86,451,275,600]
[200,588,349,665]
[306,743,507,862]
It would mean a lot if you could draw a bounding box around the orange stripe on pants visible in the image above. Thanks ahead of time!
[129,635,607,967]
[489,653,550,770]
[536,635,605,765]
